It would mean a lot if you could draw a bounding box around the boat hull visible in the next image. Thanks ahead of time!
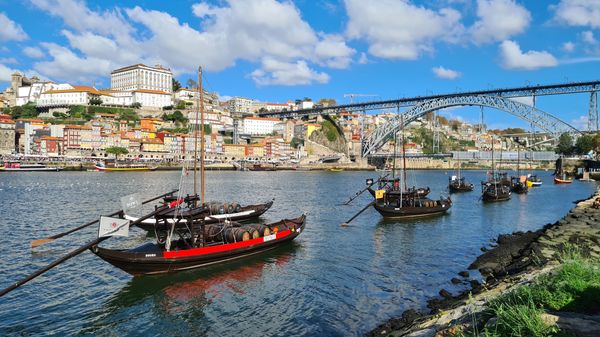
[0,166,61,172]
[554,177,573,184]
[128,201,274,231]
[95,165,155,171]
[91,215,306,275]
[373,199,451,219]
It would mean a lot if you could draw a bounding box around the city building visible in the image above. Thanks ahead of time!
[38,85,111,106]
[0,117,15,155]
[110,64,173,93]
[242,117,280,135]
[228,97,253,116]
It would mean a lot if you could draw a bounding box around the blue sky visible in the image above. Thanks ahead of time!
[1,0,599,129]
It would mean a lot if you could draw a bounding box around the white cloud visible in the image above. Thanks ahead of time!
[499,40,558,70]
[581,31,597,45]
[471,0,531,44]
[552,0,600,29]
[250,58,329,86]
[432,66,461,79]
[0,64,16,83]
[358,52,369,64]
[562,41,575,53]
[30,0,353,86]
[570,115,588,130]
[508,96,534,106]
[34,43,112,82]
[0,57,18,64]
[0,12,27,41]
[23,46,45,59]
[344,0,464,60]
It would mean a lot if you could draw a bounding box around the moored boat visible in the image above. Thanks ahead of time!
[95,161,156,171]
[510,176,528,194]
[373,196,452,219]
[91,214,306,275]
[481,181,511,202]
[0,161,61,172]
[527,174,542,186]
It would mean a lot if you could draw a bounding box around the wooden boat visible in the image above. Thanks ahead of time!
[329,167,344,172]
[554,156,573,184]
[91,214,306,275]
[0,162,61,172]
[248,163,276,171]
[481,181,511,202]
[373,196,452,219]
[554,176,573,184]
[95,161,156,171]
[449,176,474,192]
[127,200,274,231]
[367,180,430,200]
[510,176,528,194]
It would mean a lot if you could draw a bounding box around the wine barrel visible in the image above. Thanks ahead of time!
[208,202,225,215]
[231,202,241,213]
[204,224,224,242]
[245,223,271,237]
[241,226,260,239]
[224,227,250,243]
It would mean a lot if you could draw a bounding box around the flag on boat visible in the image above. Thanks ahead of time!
[99,216,130,238]
[120,193,141,214]
[375,189,386,199]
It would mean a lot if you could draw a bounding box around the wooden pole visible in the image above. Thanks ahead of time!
[199,66,205,205]
[31,189,178,248]
[342,173,390,205]
[193,70,199,203]
[340,201,375,227]
[2,202,178,297]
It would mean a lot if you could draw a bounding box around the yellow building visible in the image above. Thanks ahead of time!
[140,138,165,152]
[305,123,321,138]
[140,117,163,133]
[223,144,246,157]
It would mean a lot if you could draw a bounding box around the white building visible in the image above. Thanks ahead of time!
[38,85,111,106]
[228,97,253,115]
[132,89,172,108]
[242,117,279,135]
[110,64,173,93]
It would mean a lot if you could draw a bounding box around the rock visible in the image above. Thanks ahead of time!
[480,247,488,252]
[458,271,469,278]
[541,313,600,337]
[484,317,497,329]
[406,327,436,337]
[439,289,453,299]
[434,325,463,337]
[450,277,462,285]
[469,279,481,290]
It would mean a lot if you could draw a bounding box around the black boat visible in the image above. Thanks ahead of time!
[510,176,528,194]
[449,176,474,193]
[481,181,511,202]
[92,214,306,275]
[126,198,274,231]
[367,180,430,199]
[373,195,452,219]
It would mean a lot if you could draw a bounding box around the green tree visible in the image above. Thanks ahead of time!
[290,137,303,149]
[8,102,38,119]
[89,97,103,105]
[574,134,594,155]
[317,98,336,107]
[172,78,182,92]
[175,100,187,110]
[105,146,129,160]
[556,133,574,155]
[130,102,142,109]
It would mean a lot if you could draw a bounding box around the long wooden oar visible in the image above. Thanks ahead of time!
[340,201,375,227]
[1,200,183,298]
[342,173,389,205]
[31,189,178,248]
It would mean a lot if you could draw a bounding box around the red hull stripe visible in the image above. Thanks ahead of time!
[163,229,293,258]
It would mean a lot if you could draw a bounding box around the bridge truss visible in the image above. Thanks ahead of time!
[361,95,581,157]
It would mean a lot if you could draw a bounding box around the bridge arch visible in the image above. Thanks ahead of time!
[362,95,581,157]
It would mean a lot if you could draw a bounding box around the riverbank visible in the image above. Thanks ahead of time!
[369,187,600,337]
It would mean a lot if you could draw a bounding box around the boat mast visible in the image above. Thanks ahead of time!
[199,66,206,205]
[401,114,407,191]
[193,72,199,203]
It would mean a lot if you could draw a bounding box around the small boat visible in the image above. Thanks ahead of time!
[0,161,61,172]
[554,176,573,184]
[510,176,528,194]
[329,167,344,172]
[449,176,474,193]
[481,181,511,202]
[367,179,430,200]
[248,163,276,171]
[527,174,542,186]
[373,196,452,219]
[92,214,306,275]
[95,161,156,171]
[554,155,573,184]
[126,199,274,231]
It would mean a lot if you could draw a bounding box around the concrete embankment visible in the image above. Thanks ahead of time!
[368,187,600,337]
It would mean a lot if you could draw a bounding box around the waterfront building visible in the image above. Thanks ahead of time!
[0,117,15,155]
[38,85,111,106]
[62,125,92,156]
[241,117,279,135]
[228,97,253,116]
[37,136,63,156]
[273,120,295,142]
[110,64,172,93]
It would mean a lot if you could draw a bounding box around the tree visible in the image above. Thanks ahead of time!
[89,97,103,105]
[172,78,182,92]
[186,79,197,89]
[8,102,38,119]
[556,133,574,155]
[130,102,142,109]
[175,100,187,110]
[105,146,129,160]
[317,98,336,107]
[574,134,594,155]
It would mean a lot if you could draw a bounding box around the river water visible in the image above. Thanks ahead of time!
[0,170,596,336]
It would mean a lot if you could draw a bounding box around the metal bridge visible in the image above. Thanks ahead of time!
[361,95,581,157]
[258,80,599,130]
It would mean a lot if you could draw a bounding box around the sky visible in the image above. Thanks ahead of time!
[0,0,599,129]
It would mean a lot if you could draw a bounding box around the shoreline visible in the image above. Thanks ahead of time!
[368,187,600,336]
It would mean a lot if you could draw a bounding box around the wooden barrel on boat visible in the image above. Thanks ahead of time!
[208,202,225,215]
[204,224,224,242]
[223,227,250,243]
[241,226,260,239]
[245,223,271,237]
[231,202,241,213]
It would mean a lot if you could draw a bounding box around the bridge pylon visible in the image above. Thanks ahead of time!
[589,89,598,131]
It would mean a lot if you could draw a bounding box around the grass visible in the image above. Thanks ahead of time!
[457,244,599,337]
